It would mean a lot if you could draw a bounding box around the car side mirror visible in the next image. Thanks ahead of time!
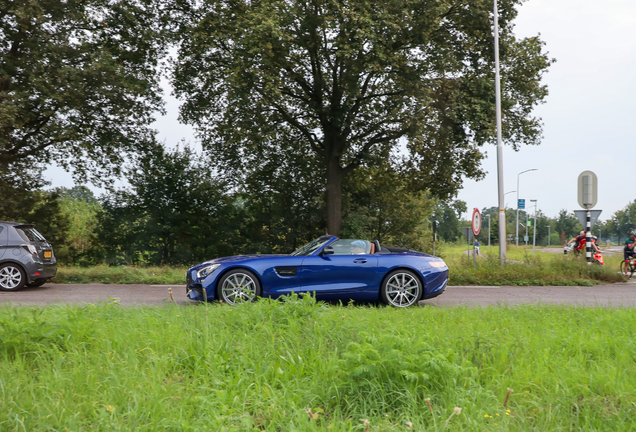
[321,245,334,255]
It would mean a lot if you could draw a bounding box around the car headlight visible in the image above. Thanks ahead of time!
[197,264,220,279]
[429,260,447,268]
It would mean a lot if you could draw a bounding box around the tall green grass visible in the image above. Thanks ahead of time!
[52,265,187,284]
[447,249,626,286]
[1,298,635,430]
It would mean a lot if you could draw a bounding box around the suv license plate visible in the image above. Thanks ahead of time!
[44,251,52,258]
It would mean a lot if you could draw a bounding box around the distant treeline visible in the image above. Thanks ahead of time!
[2,145,633,266]
[1,145,459,266]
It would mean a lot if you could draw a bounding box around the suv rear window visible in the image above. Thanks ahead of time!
[15,227,46,242]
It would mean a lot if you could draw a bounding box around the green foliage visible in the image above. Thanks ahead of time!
[172,0,553,234]
[2,302,636,430]
[231,136,327,254]
[555,209,582,242]
[97,144,238,265]
[342,164,435,251]
[606,199,636,240]
[0,175,72,261]
[58,186,101,264]
[432,200,467,242]
[0,0,166,182]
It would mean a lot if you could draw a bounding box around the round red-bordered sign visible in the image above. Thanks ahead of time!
[471,208,481,236]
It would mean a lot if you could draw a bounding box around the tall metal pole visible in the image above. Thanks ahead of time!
[516,175,520,247]
[494,0,506,264]
[546,225,550,246]
[516,169,537,247]
[531,200,537,254]
[586,210,592,264]
[487,214,491,247]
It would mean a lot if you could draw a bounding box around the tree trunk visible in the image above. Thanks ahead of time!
[326,156,344,236]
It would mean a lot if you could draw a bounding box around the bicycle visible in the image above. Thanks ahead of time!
[620,257,636,278]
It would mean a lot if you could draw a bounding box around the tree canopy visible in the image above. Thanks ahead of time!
[0,0,166,182]
[172,0,553,235]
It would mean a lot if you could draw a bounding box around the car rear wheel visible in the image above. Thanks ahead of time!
[0,264,26,291]
[380,269,422,308]
[217,269,261,305]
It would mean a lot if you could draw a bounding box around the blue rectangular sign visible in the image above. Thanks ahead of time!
[518,199,525,209]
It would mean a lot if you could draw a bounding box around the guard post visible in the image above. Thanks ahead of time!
[577,171,598,265]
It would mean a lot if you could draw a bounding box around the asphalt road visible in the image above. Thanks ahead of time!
[2,282,636,307]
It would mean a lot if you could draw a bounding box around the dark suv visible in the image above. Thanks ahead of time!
[0,221,57,291]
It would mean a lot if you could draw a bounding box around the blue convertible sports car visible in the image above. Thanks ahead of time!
[185,236,448,308]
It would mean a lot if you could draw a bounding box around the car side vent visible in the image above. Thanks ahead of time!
[275,267,297,277]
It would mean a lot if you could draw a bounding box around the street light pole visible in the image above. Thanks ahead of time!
[546,225,550,246]
[516,169,538,247]
[494,0,506,265]
[487,214,491,247]
[530,200,537,254]
[504,190,516,208]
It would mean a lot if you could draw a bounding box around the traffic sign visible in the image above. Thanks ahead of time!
[577,171,598,209]
[574,210,602,230]
[518,199,525,209]
[471,208,482,236]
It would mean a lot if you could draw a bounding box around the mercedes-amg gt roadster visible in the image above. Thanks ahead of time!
[185,236,448,308]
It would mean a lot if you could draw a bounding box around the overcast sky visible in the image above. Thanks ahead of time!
[45,0,636,222]
[456,0,636,220]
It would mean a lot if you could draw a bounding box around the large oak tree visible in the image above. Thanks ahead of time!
[173,0,552,235]
[0,0,167,182]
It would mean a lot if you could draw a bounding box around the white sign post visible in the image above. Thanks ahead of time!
[577,171,598,265]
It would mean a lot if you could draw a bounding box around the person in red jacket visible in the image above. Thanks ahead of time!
[566,231,586,254]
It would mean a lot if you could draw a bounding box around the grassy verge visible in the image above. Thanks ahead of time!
[448,253,625,286]
[1,299,635,430]
[442,244,626,286]
[52,265,187,284]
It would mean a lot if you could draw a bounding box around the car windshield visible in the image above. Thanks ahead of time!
[290,236,332,256]
[15,227,47,242]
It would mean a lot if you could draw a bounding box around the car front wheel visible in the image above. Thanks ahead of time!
[0,264,26,291]
[217,269,262,305]
[380,269,422,308]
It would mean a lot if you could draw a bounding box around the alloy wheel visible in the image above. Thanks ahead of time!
[0,265,24,290]
[385,272,421,307]
[221,273,257,305]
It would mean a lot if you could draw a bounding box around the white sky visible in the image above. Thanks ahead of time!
[44,0,636,221]
[457,0,636,220]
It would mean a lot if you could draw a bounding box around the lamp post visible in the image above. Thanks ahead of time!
[516,169,538,247]
[494,0,506,265]
[546,225,550,246]
[530,199,537,254]
[487,214,491,247]
[504,190,516,208]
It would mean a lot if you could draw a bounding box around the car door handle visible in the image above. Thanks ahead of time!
[354,258,367,263]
